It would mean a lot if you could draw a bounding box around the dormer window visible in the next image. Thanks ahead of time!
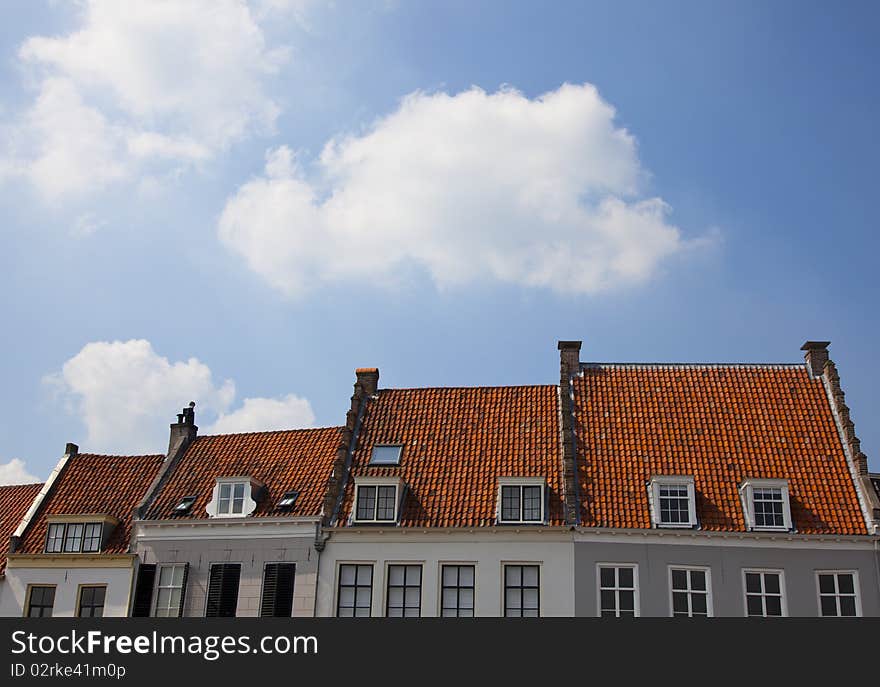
[352,477,402,523]
[649,476,697,528]
[206,477,261,518]
[740,479,792,531]
[497,477,546,524]
[44,517,115,554]
[369,445,403,466]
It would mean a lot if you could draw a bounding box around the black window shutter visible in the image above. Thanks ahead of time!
[206,564,241,617]
[131,564,156,617]
[177,563,190,617]
[261,563,296,617]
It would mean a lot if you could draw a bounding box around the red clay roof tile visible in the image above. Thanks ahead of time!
[0,483,42,573]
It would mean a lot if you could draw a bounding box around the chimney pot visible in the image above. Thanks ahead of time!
[801,340,830,378]
[65,442,78,457]
[355,367,380,396]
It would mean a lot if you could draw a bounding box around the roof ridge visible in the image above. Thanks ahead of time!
[580,362,805,369]
[378,383,557,392]
[75,453,164,460]
[196,425,343,439]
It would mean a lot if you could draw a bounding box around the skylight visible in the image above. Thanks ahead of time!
[174,496,197,514]
[370,445,403,465]
[277,490,299,509]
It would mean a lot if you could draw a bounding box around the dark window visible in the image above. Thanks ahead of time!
[659,485,690,524]
[818,572,859,617]
[376,486,397,520]
[82,523,103,552]
[599,566,637,617]
[500,485,543,522]
[26,586,55,617]
[261,563,296,617]
[205,563,241,617]
[744,571,784,617]
[670,568,709,617]
[753,488,785,528]
[174,496,197,514]
[356,486,376,520]
[78,586,106,617]
[501,486,520,521]
[355,485,397,521]
[131,564,157,617]
[45,524,65,553]
[441,565,475,617]
[63,523,84,552]
[386,565,421,617]
[337,564,372,617]
[277,490,299,509]
[504,565,540,617]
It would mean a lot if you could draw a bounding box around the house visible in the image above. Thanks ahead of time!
[560,340,880,617]
[130,404,342,617]
[314,369,574,617]
[3,444,164,617]
[0,482,43,614]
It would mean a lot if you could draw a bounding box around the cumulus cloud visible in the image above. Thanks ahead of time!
[218,83,714,296]
[0,458,41,486]
[3,0,297,200]
[45,339,315,454]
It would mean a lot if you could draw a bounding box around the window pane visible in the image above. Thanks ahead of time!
[338,587,355,608]
[356,486,376,520]
[340,565,356,585]
[387,587,403,607]
[506,566,521,587]
[837,574,854,595]
[672,592,688,614]
[691,593,707,615]
[219,484,231,499]
[671,569,687,590]
[505,589,521,610]
[442,566,458,586]
[522,566,539,587]
[765,596,782,617]
[459,588,474,610]
[839,596,857,617]
[404,587,420,607]
[355,588,371,608]
[501,486,520,521]
[356,565,372,585]
[763,574,780,595]
[442,588,457,609]
[820,596,838,617]
[817,574,835,594]
[406,565,421,585]
[745,573,761,594]
[388,566,405,585]
[618,590,634,612]
[690,570,706,591]
[522,486,542,521]
[460,566,474,587]
[618,567,634,589]
[746,595,763,616]
[376,486,397,520]
[599,567,615,588]
[522,588,539,610]
[600,590,615,612]
[233,483,245,499]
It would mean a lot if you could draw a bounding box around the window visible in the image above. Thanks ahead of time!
[598,565,639,617]
[82,523,102,552]
[261,563,296,617]
[504,565,540,617]
[63,523,84,552]
[26,586,55,617]
[173,496,196,514]
[205,563,241,617]
[370,445,403,465]
[497,478,545,524]
[207,478,259,518]
[45,523,65,553]
[441,565,475,617]
[218,482,246,515]
[77,586,106,617]
[740,479,792,531]
[669,567,712,617]
[649,476,697,527]
[352,479,400,523]
[386,564,422,617]
[277,490,299,509]
[817,571,860,617]
[154,564,188,617]
[743,570,786,617]
[337,564,373,617]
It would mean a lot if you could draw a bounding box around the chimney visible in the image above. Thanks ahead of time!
[801,341,830,378]
[355,368,380,397]
[557,340,582,526]
[168,401,198,455]
[558,341,582,379]
[65,442,78,457]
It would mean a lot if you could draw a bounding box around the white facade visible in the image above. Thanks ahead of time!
[315,529,574,617]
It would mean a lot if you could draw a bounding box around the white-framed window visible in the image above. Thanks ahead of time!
[352,477,401,523]
[597,564,639,617]
[743,569,787,617]
[503,564,540,617]
[369,445,403,465]
[45,523,65,553]
[816,571,861,617]
[669,566,712,617]
[497,477,546,524]
[440,564,475,617]
[206,477,259,518]
[740,479,792,531]
[386,564,422,617]
[153,564,188,617]
[649,476,698,527]
[337,564,373,617]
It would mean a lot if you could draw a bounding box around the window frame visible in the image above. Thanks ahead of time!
[336,562,374,617]
[76,585,107,618]
[24,585,56,618]
[152,563,189,617]
[596,563,640,618]
[369,444,404,466]
[649,476,698,528]
[667,565,713,617]
[439,563,476,618]
[740,479,792,531]
[742,568,788,617]
[496,477,546,525]
[44,520,105,554]
[815,570,862,618]
[206,477,259,519]
[385,563,423,617]
[502,563,541,618]
[351,477,401,524]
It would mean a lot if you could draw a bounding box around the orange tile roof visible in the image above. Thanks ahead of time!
[16,454,164,555]
[337,385,564,528]
[0,483,42,573]
[571,364,867,534]
[145,427,342,520]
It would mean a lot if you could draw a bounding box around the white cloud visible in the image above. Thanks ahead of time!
[218,83,715,296]
[46,339,314,454]
[207,394,315,435]
[4,0,296,200]
[0,458,41,486]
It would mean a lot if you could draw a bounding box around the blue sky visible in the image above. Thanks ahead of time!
[1,0,877,482]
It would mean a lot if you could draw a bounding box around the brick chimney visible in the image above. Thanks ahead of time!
[355,368,379,397]
[801,341,830,378]
[168,401,198,455]
[557,340,582,526]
